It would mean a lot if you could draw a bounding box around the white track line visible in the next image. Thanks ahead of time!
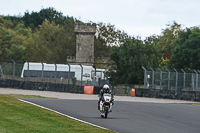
[18,99,109,131]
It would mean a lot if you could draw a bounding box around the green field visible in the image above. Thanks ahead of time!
[0,94,115,133]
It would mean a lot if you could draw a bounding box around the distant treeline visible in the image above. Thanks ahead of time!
[1,7,200,85]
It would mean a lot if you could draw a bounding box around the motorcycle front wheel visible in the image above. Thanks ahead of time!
[104,107,108,118]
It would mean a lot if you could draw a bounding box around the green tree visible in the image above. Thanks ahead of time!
[96,22,129,46]
[94,34,110,58]
[2,15,23,27]
[168,27,200,70]
[23,7,66,30]
[26,19,76,63]
[156,22,182,59]
[94,22,130,68]
[94,22,129,58]
[10,44,27,62]
[26,20,61,62]
[108,37,161,85]
[0,17,29,62]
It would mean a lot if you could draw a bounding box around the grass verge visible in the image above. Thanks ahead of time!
[0,94,115,133]
[173,103,200,105]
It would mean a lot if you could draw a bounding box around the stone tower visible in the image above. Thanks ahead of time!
[74,23,96,65]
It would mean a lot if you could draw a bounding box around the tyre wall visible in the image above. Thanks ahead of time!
[135,88,200,102]
[0,79,102,94]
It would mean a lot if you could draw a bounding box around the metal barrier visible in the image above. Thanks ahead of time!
[143,66,200,91]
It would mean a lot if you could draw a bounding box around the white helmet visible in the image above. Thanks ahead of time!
[103,84,109,90]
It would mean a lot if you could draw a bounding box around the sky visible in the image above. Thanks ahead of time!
[1,0,200,40]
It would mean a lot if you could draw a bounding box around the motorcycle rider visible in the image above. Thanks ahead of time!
[98,84,114,111]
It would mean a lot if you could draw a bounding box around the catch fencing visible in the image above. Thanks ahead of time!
[142,67,200,91]
[0,61,108,91]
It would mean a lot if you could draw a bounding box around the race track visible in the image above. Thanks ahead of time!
[21,98,200,133]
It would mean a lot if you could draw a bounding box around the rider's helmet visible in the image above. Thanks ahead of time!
[103,84,110,92]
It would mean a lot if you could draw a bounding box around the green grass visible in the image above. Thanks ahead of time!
[0,94,115,133]
[173,103,200,105]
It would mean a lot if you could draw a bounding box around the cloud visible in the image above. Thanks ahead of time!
[115,23,165,39]
[1,0,200,40]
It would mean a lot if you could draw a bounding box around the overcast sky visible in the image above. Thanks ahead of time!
[1,0,200,40]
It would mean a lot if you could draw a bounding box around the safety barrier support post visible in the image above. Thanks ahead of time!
[181,69,186,91]
[165,68,170,90]
[194,70,198,90]
[25,60,29,82]
[67,63,71,90]
[142,66,147,89]
[150,67,154,89]
[198,70,200,90]
[11,59,15,80]
[41,62,44,83]
[173,68,178,90]
[80,64,83,89]
[54,63,57,84]
[189,69,195,91]
[158,68,162,90]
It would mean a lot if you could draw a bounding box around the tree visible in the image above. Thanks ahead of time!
[94,35,110,58]
[25,19,76,63]
[1,8,131,64]
[22,7,66,30]
[2,15,23,27]
[108,37,161,85]
[156,22,182,59]
[95,22,129,46]
[168,27,200,70]
[10,44,27,62]
[94,22,129,66]
[26,20,61,62]
[0,17,29,62]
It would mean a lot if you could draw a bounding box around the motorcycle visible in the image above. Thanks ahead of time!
[99,93,113,118]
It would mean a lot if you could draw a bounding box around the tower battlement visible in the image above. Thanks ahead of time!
[74,23,96,34]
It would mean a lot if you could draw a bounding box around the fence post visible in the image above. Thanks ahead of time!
[189,69,195,91]
[158,68,162,90]
[11,59,15,80]
[181,69,186,91]
[54,63,57,84]
[165,68,170,90]
[198,70,200,90]
[25,60,29,82]
[194,70,198,90]
[41,62,44,83]
[92,65,96,77]
[150,67,154,89]
[173,68,178,90]
[67,63,71,90]
[142,66,147,89]
[79,64,83,89]
[0,62,5,80]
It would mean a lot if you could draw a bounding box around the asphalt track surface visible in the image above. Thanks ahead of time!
[21,98,200,133]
